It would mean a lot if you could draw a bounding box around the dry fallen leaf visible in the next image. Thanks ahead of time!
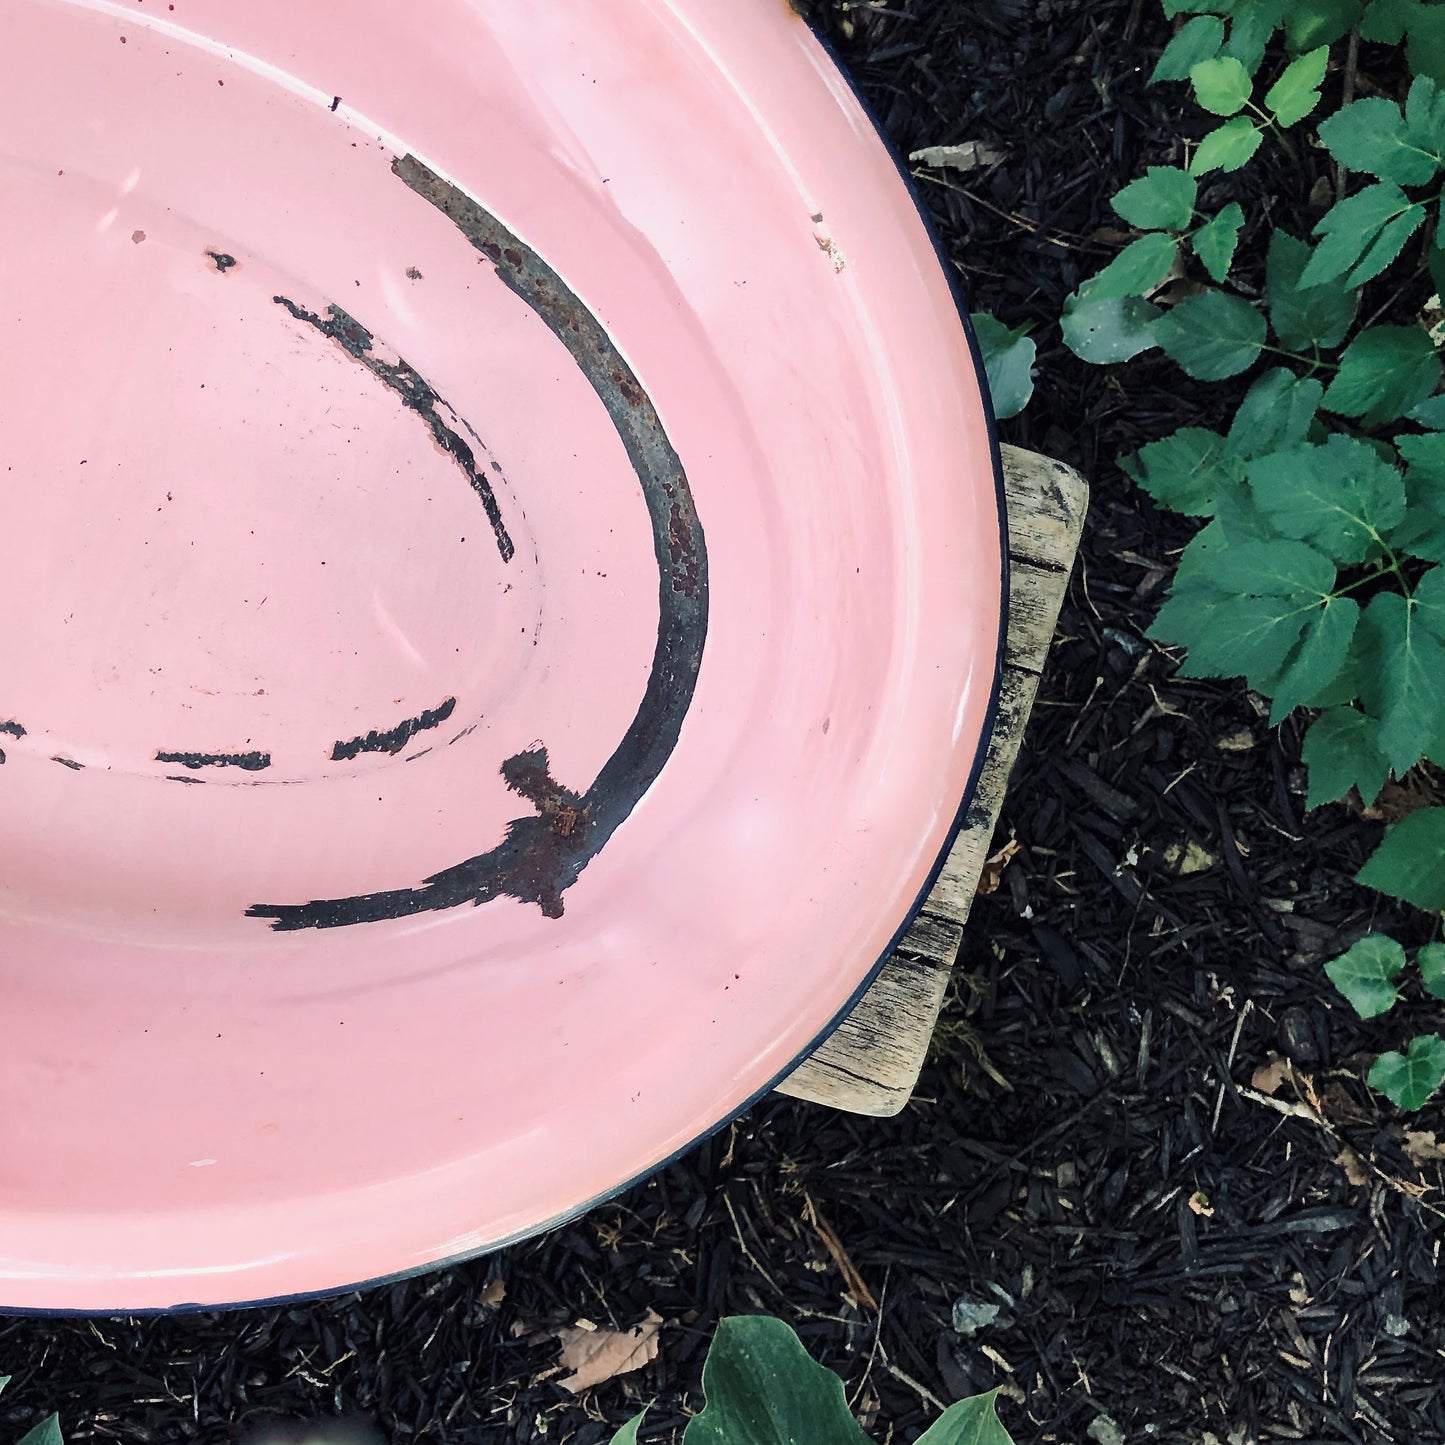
[908,141,1006,172]
[1187,1190,1214,1218]
[977,838,1020,896]
[478,1276,506,1306]
[1336,1145,1369,1187]
[1251,1055,1291,1096]
[547,1310,663,1393]
[1404,1129,1445,1166]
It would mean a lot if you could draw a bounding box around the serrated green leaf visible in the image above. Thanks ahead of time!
[683,1317,872,1445]
[1302,184,1422,288]
[1323,326,1443,427]
[1420,942,1445,999]
[1386,506,1445,560]
[1150,539,1333,688]
[1358,592,1445,773]
[1112,167,1199,230]
[1325,933,1407,1018]
[1190,116,1264,173]
[1265,46,1328,125]
[1154,289,1266,378]
[1089,232,1180,299]
[1284,0,1364,48]
[17,1417,63,1445]
[1413,563,1445,636]
[1359,806,1445,908]
[971,313,1036,420]
[1369,1034,1445,1110]
[1318,96,1443,185]
[1128,427,1244,514]
[1270,595,1360,720]
[1406,72,1445,147]
[1302,706,1390,807]
[1191,55,1254,114]
[1061,291,1162,362]
[1395,431,1445,507]
[1248,436,1407,563]
[914,1394,1015,1445]
[1351,205,1431,288]
[1153,15,1227,82]
[609,1415,646,1445]
[1408,5,1445,88]
[1223,0,1286,72]
[1408,394,1445,427]
[1362,0,1412,44]
[1227,368,1322,455]
[1191,202,1246,281]
[1267,232,1359,348]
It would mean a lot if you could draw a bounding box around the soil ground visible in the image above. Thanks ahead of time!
[5,4,1445,1443]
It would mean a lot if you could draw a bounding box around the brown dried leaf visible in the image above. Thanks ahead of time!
[977,839,1020,896]
[1251,1055,1291,1095]
[1404,1129,1445,1166]
[1336,1146,1369,1187]
[548,1310,662,1393]
[1187,1190,1215,1217]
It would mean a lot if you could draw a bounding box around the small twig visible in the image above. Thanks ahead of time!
[848,1269,892,1411]
[880,1357,949,1415]
[1337,28,1360,193]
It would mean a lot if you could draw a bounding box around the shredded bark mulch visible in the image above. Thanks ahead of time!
[5,4,1445,1443]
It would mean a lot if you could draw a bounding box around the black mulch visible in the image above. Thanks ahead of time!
[7,4,1445,1443]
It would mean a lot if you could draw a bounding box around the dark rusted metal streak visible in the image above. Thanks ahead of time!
[247,155,709,930]
[51,756,83,770]
[205,249,236,273]
[156,749,271,772]
[272,294,515,564]
[0,720,25,738]
[331,696,457,761]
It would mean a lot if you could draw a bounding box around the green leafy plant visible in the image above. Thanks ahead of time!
[1061,0,1445,1107]
[971,313,1036,419]
[0,1375,62,1445]
[610,1316,1014,1445]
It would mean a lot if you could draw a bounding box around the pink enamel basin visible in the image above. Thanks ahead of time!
[0,0,1003,1309]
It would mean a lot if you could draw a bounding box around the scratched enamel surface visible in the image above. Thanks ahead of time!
[0,0,1001,1308]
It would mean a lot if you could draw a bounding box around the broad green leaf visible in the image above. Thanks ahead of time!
[1127,427,1244,514]
[1385,505,1445,561]
[1408,394,1445,427]
[1420,942,1445,999]
[1360,807,1445,908]
[1412,564,1445,635]
[1318,96,1443,185]
[1223,0,1287,72]
[1395,432,1445,506]
[1301,184,1423,288]
[1227,368,1322,455]
[1284,0,1364,48]
[1302,706,1390,807]
[1266,232,1358,349]
[1155,290,1266,378]
[1350,205,1432,288]
[1192,202,1246,281]
[683,1317,871,1445]
[1150,540,1333,688]
[1248,436,1407,563]
[1061,292,1162,362]
[1089,232,1180,299]
[1358,592,1445,772]
[1408,5,1445,88]
[1323,326,1443,427]
[1152,15,1227,82]
[17,1417,63,1445]
[609,1417,646,1445]
[1362,0,1412,43]
[1369,1034,1445,1110]
[1265,46,1328,125]
[914,1394,1015,1445]
[1190,116,1264,173]
[1206,537,1337,595]
[1406,73,1445,151]
[1324,933,1407,1018]
[1191,55,1254,113]
[971,314,1036,420]
[1270,595,1360,720]
[1112,167,1198,230]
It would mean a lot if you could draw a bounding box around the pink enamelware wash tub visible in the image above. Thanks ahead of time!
[0,0,1005,1310]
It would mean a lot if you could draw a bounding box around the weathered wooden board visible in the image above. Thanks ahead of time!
[775,445,1089,1115]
